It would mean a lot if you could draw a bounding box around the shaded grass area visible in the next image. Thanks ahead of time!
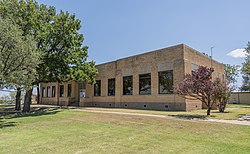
[0,106,250,154]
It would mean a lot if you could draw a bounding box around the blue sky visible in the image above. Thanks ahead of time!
[1,0,249,96]
[35,0,249,67]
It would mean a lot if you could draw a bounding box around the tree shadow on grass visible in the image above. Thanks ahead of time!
[0,106,61,129]
[6,107,61,119]
[169,114,208,120]
[0,119,16,129]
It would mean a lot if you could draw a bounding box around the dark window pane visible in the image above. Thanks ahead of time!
[123,76,133,95]
[108,78,115,96]
[60,85,64,97]
[52,86,56,97]
[159,70,173,94]
[139,73,151,95]
[94,80,101,96]
[47,86,51,97]
[42,87,46,97]
[68,84,72,97]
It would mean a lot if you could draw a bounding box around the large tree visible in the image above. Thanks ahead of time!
[0,19,41,110]
[0,0,97,112]
[175,66,217,115]
[241,42,250,91]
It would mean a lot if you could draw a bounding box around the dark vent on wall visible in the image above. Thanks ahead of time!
[165,105,168,108]
[125,104,127,107]
[144,105,147,108]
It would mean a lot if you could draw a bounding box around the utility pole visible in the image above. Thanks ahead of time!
[210,47,214,68]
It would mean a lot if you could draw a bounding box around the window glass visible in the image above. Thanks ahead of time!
[192,63,199,71]
[47,86,51,97]
[123,76,133,95]
[139,73,151,95]
[159,70,173,94]
[108,78,115,96]
[52,86,56,97]
[94,80,101,96]
[42,87,46,97]
[79,81,86,98]
[60,85,64,97]
[68,84,72,97]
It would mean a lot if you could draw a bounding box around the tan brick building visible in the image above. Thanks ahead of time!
[40,44,224,111]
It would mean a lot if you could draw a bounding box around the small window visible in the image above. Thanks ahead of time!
[139,73,151,95]
[47,86,51,97]
[60,85,64,97]
[68,84,72,97]
[42,87,46,97]
[52,86,56,97]
[108,78,115,96]
[94,80,101,96]
[158,70,173,94]
[123,76,133,95]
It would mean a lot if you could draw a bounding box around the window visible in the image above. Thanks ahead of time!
[158,70,173,94]
[47,86,51,97]
[123,76,133,95]
[108,78,115,96]
[139,73,151,95]
[94,80,101,96]
[42,87,46,97]
[79,81,86,98]
[192,63,199,71]
[68,84,72,97]
[52,86,56,97]
[60,85,64,97]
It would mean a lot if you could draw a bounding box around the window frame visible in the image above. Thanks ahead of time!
[94,80,101,96]
[47,86,51,97]
[67,84,72,97]
[59,85,64,97]
[139,73,151,95]
[42,87,46,97]
[52,86,56,97]
[108,78,115,96]
[123,75,133,95]
[158,70,173,94]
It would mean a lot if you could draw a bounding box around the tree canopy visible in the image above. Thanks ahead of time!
[241,42,250,91]
[0,0,98,112]
[175,66,222,115]
[0,19,41,88]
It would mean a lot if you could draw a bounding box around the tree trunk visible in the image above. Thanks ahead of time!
[15,87,21,111]
[37,82,40,104]
[207,100,211,116]
[219,102,225,113]
[22,88,33,112]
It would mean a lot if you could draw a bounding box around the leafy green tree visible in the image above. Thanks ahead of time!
[241,42,250,91]
[224,64,239,88]
[0,0,97,112]
[0,19,41,110]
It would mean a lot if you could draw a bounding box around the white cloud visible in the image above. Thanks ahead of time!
[227,49,247,58]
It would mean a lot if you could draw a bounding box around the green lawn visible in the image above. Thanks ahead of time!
[80,104,250,120]
[0,106,250,154]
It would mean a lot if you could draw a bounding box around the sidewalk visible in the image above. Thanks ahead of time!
[71,108,250,126]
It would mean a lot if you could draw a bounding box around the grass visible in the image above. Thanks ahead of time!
[80,104,250,120]
[0,105,250,154]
